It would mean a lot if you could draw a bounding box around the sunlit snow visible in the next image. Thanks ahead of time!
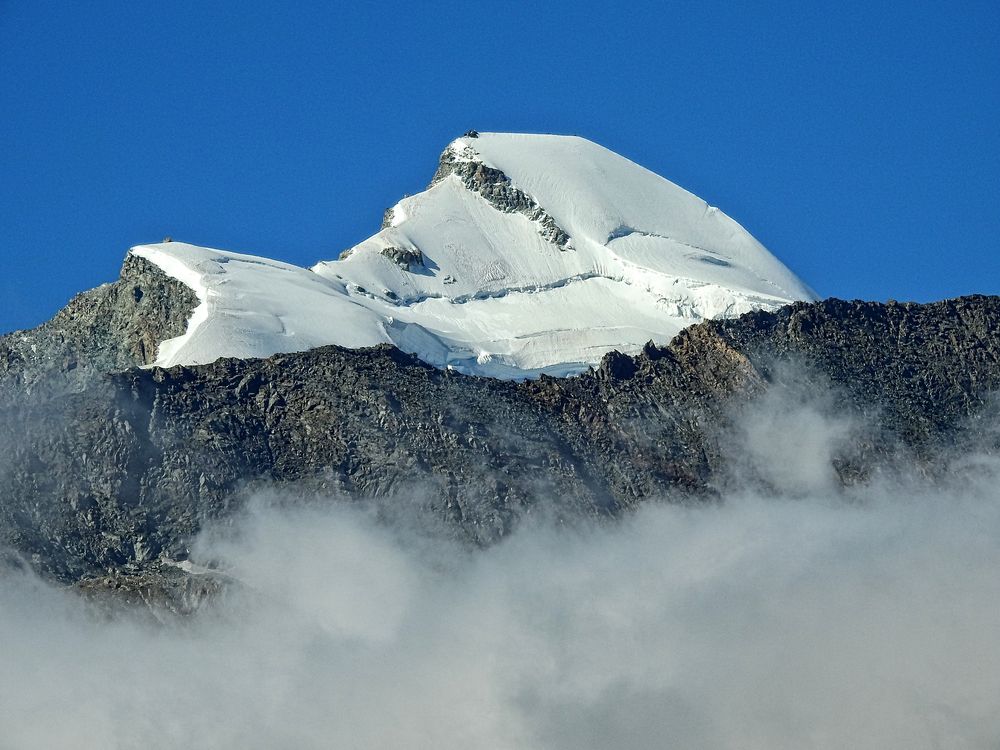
[133,133,816,378]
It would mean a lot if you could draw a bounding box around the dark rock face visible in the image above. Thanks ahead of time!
[0,253,197,401]
[379,245,425,271]
[708,297,1000,444]
[431,144,572,248]
[4,288,1000,599]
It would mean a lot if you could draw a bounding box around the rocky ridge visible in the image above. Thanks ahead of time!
[0,253,197,400]
[3,275,1000,610]
[429,139,573,248]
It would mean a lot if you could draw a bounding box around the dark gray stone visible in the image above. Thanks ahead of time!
[0,253,197,402]
[380,245,424,271]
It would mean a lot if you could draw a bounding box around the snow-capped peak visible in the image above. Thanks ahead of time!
[132,132,817,378]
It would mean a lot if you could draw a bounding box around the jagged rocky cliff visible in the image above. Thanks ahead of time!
[0,254,198,398]
[3,283,1000,606]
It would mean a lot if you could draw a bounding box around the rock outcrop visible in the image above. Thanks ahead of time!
[0,254,197,400]
[430,142,572,248]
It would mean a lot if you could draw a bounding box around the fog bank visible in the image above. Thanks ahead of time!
[3,391,1000,749]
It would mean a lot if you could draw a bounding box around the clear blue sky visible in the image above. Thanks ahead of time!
[2,1,998,333]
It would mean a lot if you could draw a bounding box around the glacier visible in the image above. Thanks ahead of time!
[132,132,817,378]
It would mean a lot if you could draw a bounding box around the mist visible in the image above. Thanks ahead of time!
[3,394,1000,749]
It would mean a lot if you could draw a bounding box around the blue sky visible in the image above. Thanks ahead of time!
[2,0,998,333]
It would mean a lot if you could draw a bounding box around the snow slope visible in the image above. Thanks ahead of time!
[132,133,817,378]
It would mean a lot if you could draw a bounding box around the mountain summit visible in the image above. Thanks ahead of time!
[132,133,816,378]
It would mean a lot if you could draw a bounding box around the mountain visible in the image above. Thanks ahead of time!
[2,133,998,611]
[129,132,814,378]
